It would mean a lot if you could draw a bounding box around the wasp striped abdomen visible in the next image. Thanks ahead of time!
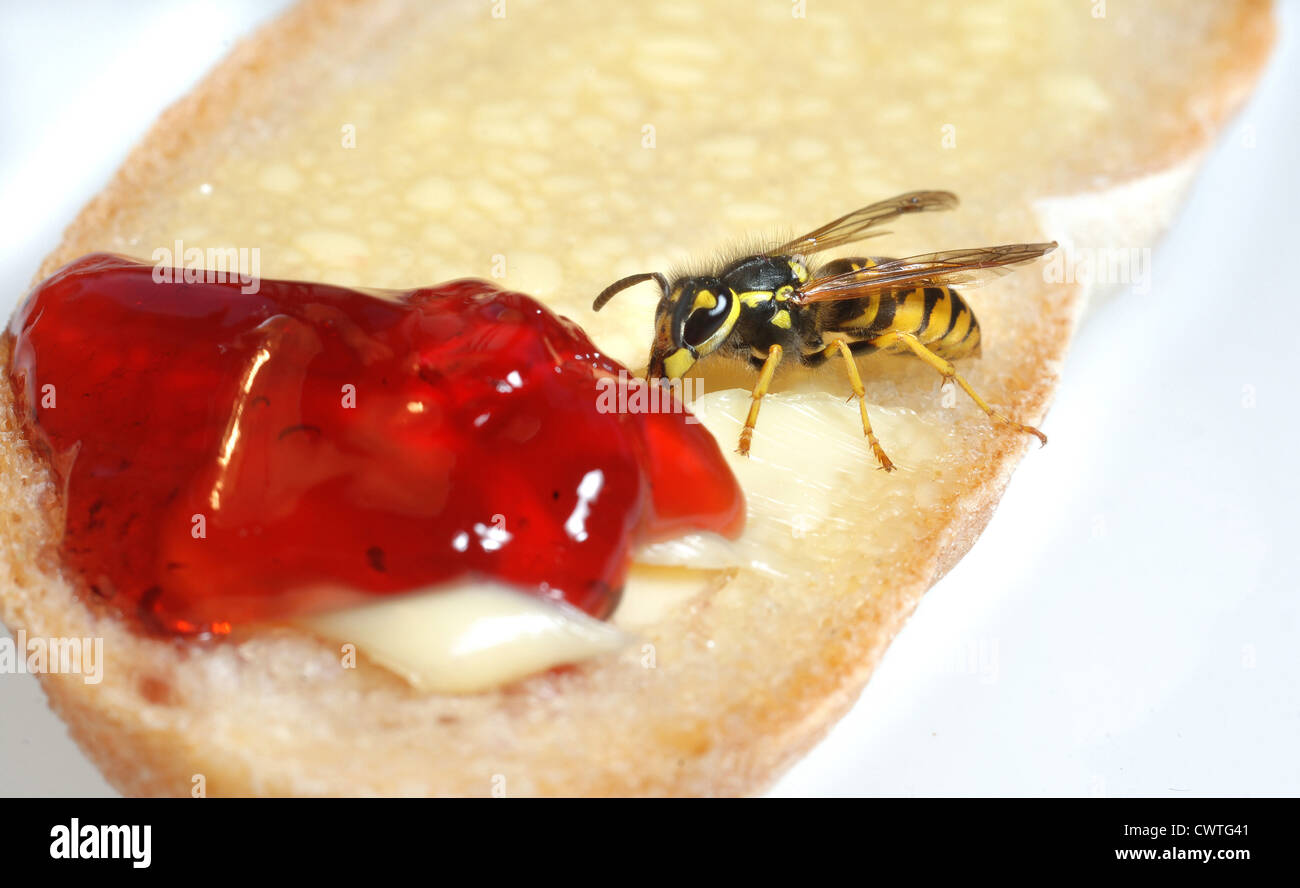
[811,258,981,361]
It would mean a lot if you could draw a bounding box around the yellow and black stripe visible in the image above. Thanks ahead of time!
[810,257,982,360]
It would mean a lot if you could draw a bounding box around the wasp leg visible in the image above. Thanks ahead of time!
[738,344,783,457]
[869,331,1047,445]
[823,338,895,471]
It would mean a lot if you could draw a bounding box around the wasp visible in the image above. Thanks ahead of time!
[592,191,1057,470]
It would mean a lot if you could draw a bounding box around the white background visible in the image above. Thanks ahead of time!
[1,1,1296,796]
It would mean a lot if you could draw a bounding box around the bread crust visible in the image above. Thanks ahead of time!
[2,0,1275,795]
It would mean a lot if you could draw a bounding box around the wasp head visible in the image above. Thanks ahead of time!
[647,276,740,381]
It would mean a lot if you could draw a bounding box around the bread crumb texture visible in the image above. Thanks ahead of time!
[5,0,1273,795]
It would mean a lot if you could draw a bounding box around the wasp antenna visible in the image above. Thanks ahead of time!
[592,272,669,312]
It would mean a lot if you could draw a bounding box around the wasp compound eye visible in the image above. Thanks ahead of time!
[682,287,733,349]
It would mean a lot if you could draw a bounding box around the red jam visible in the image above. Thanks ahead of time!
[7,254,744,635]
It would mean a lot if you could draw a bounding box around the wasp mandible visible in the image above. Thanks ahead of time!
[593,191,1056,471]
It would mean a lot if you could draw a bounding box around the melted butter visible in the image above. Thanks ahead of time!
[612,565,716,629]
[300,583,625,694]
[299,565,716,692]
[638,387,949,578]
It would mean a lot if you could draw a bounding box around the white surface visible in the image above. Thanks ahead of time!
[1,2,1296,797]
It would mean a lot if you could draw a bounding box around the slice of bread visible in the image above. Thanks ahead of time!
[1,0,1273,795]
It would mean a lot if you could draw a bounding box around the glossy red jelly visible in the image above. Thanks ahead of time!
[7,254,744,635]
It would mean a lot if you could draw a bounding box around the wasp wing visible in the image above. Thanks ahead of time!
[769,191,959,258]
[794,242,1058,303]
